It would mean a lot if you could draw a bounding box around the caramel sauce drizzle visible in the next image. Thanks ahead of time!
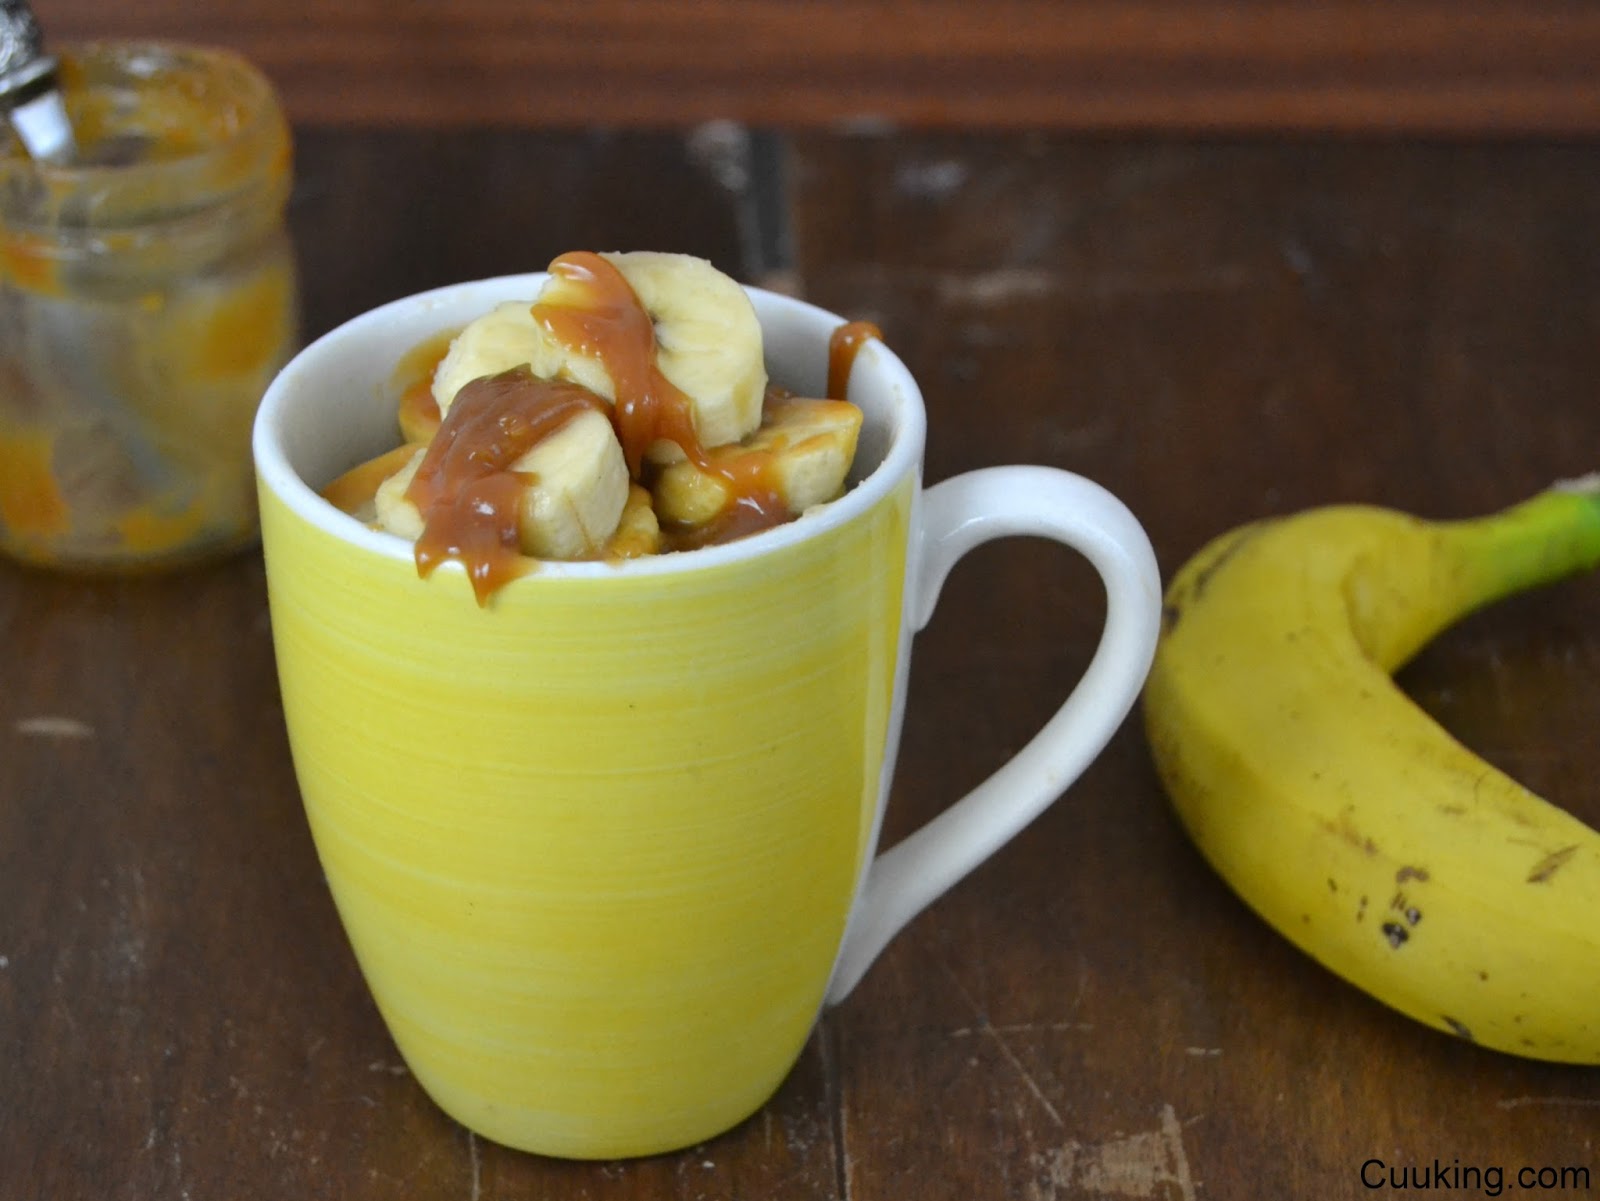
[827,320,883,402]
[396,374,442,442]
[532,252,709,478]
[656,407,787,553]
[391,328,453,443]
[404,366,606,604]
[382,254,882,601]
[321,442,422,518]
[533,251,791,546]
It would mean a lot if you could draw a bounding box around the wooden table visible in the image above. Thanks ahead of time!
[4,130,1598,1199]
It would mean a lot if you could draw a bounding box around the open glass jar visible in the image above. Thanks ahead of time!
[0,42,299,570]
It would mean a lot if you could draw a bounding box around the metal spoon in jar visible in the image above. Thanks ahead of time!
[0,0,75,162]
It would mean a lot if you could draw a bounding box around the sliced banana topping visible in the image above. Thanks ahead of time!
[513,407,630,560]
[431,301,565,415]
[323,442,427,525]
[373,446,427,539]
[653,398,864,529]
[328,251,874,601]
[608,484,663,559]
[432,252,767,459]
[376,377,630,564]
[592,251,766,451]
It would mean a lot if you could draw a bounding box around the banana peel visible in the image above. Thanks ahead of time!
[1143,476,1600,1062]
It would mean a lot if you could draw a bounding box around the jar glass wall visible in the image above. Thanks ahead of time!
[0,42,299,570]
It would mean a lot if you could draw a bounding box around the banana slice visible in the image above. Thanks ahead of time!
[324,442,426,524]
[373,404,629,562]
[431,301,566,416]
[372,446,427,540]
[514,407,630,559]
[652,398,864,530]
[607,484,663,559]
[431,252,766,457]
[584,251,766,452]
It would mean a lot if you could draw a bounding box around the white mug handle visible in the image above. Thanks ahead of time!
[825,465,1163,1004]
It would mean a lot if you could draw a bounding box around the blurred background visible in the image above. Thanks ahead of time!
[32,0,1600,344]
[33,0,1600,132]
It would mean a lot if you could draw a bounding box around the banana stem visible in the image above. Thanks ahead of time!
[1443,474,1600,611]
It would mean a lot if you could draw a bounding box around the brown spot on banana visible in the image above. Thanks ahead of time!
[1159,522,1266,632]
[1320,810,1379,856]
[1388,892,1423,926]
[1526,845,1579,883]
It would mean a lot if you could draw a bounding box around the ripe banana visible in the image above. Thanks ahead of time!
[1142,478,1600,1063]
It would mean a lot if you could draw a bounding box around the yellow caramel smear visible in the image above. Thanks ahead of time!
[0,45,297,569]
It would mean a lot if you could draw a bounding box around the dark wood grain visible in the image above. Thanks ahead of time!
[793,133,1600,1200]
[2,130,1598,1200]
[28,0,1600,134]
[286,128,749,340]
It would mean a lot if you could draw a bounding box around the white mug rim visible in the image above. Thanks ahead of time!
[252,273,927,581]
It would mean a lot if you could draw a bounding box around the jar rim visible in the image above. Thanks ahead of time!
[9,41,284,179]
[0,41,290,235]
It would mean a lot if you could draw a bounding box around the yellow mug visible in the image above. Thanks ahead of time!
[253,274,1161,1159]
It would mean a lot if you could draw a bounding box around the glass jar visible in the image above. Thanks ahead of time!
[0,42,299,570]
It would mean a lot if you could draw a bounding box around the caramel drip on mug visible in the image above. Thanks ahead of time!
[405,366,606,604]
[827,320,883,401]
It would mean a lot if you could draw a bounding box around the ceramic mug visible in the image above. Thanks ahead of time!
[253,274,1161,1160]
